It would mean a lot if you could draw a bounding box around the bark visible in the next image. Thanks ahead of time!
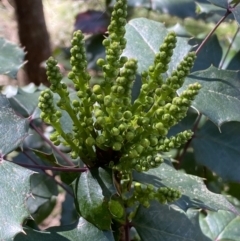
[14,0,51,85]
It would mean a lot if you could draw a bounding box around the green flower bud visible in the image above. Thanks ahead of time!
[113,142,122,151]
[104,95,112,107]
[149,136,158,146]
[86,137,95,146]
[92,85,102,94]
[141,138,150,148]
[96,135,106,145]
[111,127,120,136]
[125,131,135,141]
[123,111,132,120]
[135,145,144,154]
[95,109,104,118]
[72,100,80,108]
[129,149,138,158]
[70,151,78,159]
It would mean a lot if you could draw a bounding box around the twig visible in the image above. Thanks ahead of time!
[219,26,240,69]
[177,3,240,167]
[124,221,130,241]
[176,113,202,169]
[195,8,233,54]
[23,150,74,196]
[13,161,87,172]
[30,122,75,167]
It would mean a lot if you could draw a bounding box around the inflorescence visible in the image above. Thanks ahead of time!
[38,0,200,208]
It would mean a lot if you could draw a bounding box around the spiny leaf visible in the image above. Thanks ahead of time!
[133,161,237,213]
[0,94,29,156]
[133,201,211,241]
[199,209,240,240]
[75,168,116,230]
[179,66,240,126]
[123,18,192,75]
[192,120,240,182]
[60,217,114,241]
[0,160,33,240]
[0,38,25,79]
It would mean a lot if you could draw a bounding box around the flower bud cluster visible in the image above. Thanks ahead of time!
[125,182,181,209]
[38,0,200,209]
[97,0,128,86]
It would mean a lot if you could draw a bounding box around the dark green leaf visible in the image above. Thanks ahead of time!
[128,0,198,18]
[76,168,115,230]
[196,2,226,15]
[133,162,237,212]
[168,108,198,137]
[199,210,240,240]
[124,18,192,75]
[190,35,222,72]
[32,196,57,224]
[179,66,240,126]
[9,88,41,118]
[14,228,69,241]
[227,49,240,70]
[0,94,29,156]
[232,5,240,27]
[207,0,228,8]
[192,121,240,182]
[60,217,114,241]
[0,161,33,240]
[133,201,211,241]
[27,173,58,214]
[0,38,25,79]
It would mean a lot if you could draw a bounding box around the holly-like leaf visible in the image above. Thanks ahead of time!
[196,2,226,15]
[207,0,228,8]
[14,228,69,241]
[123,18,192,75]
[133,201,211,241]
[190,35,222,72]
[227,49,240,70]
[128,0,197,18]
[232,5,240,27]
[199,210,240,240]
[0,94,29,156]
[27,173,58,215]
[75,168,115,230]
[0,160,33,240]
[133,162,237,213]
[179,66,240,126]
[9,88,42,118]
[0,38,25,79]
[60,217,114,241]
[192,120,240,182]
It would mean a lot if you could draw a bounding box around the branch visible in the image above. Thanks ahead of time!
[196,8,232,54]
[13,161,87,172]
[30,122,76,167]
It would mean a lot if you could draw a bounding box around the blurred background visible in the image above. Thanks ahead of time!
[0,0,238,87]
